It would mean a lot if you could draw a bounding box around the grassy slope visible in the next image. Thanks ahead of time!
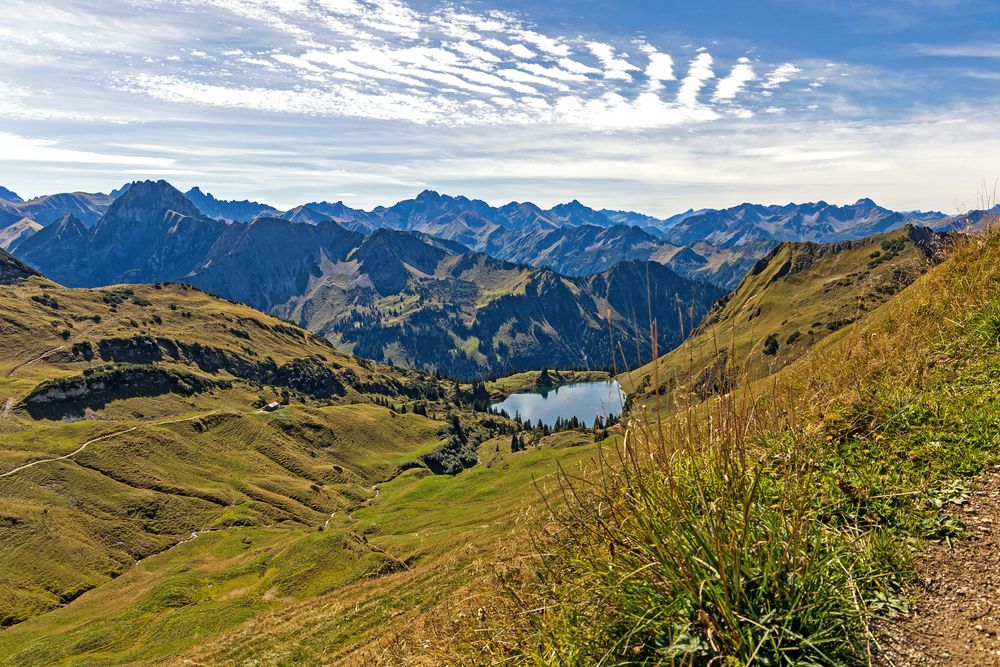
[467,227,1000,664]
[625,225,947,406]
[0,428,609,666]
[0,274,614,665]
[163,430,610,666]
[0,278,447,628]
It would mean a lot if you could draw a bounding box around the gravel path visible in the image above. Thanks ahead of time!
[881,471,1000,665]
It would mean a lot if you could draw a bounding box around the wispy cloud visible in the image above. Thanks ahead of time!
[677,52,715,107]
[0,0,799,132]
[586,42,640,81]
[762,63,801,90]
[913,42,1000,58]
[0,132,175,166]
[712,58,756,102]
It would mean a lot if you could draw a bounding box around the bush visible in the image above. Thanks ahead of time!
[762,333,779,356]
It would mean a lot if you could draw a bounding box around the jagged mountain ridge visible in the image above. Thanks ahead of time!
[5,182,970,292]
[183,186,279,222]
[666,198,950,248]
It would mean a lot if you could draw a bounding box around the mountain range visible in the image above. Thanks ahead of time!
[3,181,980,291]
[7,179,991,375]
[11,180,722,377]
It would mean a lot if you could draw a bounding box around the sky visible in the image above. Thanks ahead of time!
[0,0,998,216]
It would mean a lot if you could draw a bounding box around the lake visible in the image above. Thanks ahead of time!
[490,380,626,428]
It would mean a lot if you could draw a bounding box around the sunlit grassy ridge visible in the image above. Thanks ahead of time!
[460,223,1000,664]
[626,225,953,407]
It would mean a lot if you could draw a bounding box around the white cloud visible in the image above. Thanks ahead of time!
[2,0,800,134]
[587,42,640,80]
[712,57,756,102]
[513,29,570,57]
[480,39,536,59]
[644,50,675,90]
[0,132,175,166]
[558,57,602,75]
[762,63,801,89]
[677,52,715,107]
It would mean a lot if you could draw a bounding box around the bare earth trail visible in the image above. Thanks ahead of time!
[882,471,1000,665]
[4,345,65,378]
[0,411,219,479]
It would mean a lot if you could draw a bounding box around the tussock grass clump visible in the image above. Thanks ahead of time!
[480,398,880,665]
[462,218,1000,665]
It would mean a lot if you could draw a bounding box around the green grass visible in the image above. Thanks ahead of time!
[0,274,623,664]
[0,525,399,666]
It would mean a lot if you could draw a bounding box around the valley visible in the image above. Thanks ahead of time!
[0,256,614,664]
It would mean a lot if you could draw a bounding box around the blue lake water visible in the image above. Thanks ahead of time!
[490,380,626,428]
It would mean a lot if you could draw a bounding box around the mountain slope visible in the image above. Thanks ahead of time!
[0,186,22,203]
[0,266,606,665]
[0,248,39,284]
[627,225,954,402]
[10,191,114,227]
[482,223,771,289]
[0,217,42,251]
[13,181,721,377]
[276,231,723,377]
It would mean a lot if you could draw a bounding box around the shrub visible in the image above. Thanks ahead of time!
[762,333,779,356]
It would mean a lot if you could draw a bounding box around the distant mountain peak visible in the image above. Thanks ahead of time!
[854,197,878,208]
[416,189,442,201]
[94,180,204,236]
[0,186,23,203]
[51,213,87,232]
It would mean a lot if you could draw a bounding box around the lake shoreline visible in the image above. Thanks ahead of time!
[485,369,611,400]
[489,379,626,429]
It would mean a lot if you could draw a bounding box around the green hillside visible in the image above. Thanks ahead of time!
[0,266,614,664]
[626,225,953,405]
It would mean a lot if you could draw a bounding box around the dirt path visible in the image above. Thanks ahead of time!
[0,411,218,479]
[881,471,1000,665]
[4,345,65,378]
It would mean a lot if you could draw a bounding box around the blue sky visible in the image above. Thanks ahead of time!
[0,0,998,215]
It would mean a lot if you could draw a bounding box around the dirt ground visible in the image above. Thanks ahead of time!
[881,471,1000,665]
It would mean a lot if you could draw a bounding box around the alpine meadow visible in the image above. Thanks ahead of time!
[2,1,1000,665]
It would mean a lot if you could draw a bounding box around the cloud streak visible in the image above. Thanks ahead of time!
[0,0,798,131]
